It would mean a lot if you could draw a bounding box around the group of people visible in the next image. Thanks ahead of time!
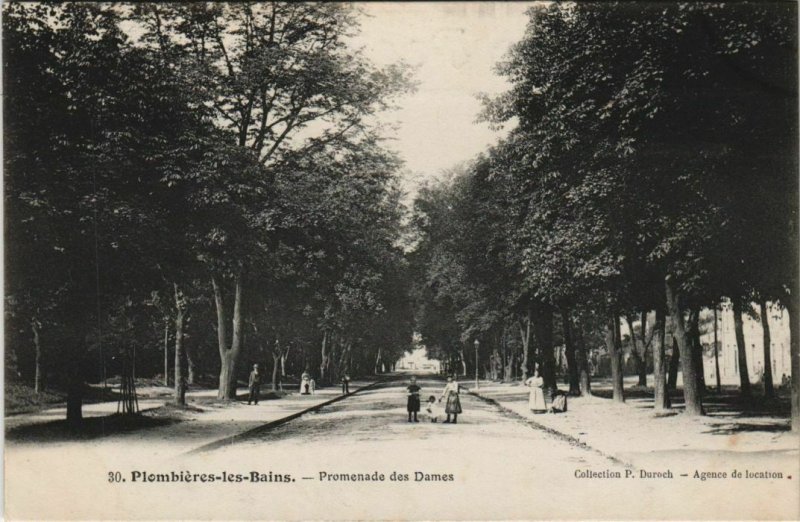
[524,365,567,414]
[246,366,350,405]
[247,363,564,416]
[406,376,463,423]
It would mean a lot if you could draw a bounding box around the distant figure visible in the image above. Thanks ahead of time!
[550,390,568,413]
[440,376,462,424]
[524,369,547,413]
[407,376,421,422]
[300,371,315,395]
[341,373,351,394]
[248,364,262,405]
[425,395,441,423]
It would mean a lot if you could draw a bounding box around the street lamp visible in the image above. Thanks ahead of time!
[474,339,480,389]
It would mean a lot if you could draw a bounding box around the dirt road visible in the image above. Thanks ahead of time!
[5,375,798,520]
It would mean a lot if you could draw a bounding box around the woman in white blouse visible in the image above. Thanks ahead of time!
[524,368,547,413]
[439,376,463,424]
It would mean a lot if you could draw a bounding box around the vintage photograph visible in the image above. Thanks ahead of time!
[3,2,799,520]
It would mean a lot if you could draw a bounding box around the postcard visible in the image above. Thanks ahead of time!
[4,2,799,520]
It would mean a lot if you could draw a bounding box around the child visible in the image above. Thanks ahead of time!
[425,395,441,423]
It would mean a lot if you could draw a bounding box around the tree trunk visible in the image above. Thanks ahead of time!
[174,305,186,405]
[328,334,339,385]
[688,307,706,396]
[32,319,42,394]
[668,337,680,391]
[760,300,775,399]
[713,306,721,393]
[604,313,624,403]
[786,298,800,433]
[639,310,649,387]
[342,341,352,376]
[334,340,351,382]
[163,319,169,386]
[281,345,290,377]
[66,351,83,428]
[502,328,512,383]
[212,272,243,400]
[562,310,580,395]
[731,295,752,398]
[519,307,532,381]
[272,350,280,392]
[460,347,467,377]
[173,283,186,405]
[626,315,646,388]
[574,315,591,396]
[375,347,382,375]
[186,342,196,385]
[320,330,328,383]
[533,304,556,394]
[66,382,83,429]
[665,275,703,415]
[653,306,670,411]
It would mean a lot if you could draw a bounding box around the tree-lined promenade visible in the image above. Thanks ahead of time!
[408,3,799,430]
[5,3,415,422]
[4,2,799,434]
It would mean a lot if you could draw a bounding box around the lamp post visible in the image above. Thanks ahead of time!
[474,339,480,389]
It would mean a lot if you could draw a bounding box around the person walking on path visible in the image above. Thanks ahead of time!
[341,373,351,394]
[524,368,547,413]
[440,376,462,424]
[407,376,421,422]
[248,364,262,405]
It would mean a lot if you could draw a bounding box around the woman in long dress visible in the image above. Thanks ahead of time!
[525,369,547,413]
[439,376,462,424]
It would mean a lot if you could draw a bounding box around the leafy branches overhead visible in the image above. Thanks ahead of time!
[412,3,797,417]
[132,3,413,163]
[477,1,797,302]
[4,3,415,413]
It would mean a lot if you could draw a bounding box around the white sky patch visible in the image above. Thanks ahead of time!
[351,2,541,193]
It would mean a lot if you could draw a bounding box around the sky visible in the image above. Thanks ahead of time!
[351,2,539,188]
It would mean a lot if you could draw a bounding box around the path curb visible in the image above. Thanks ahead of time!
[185,379,387,454]
[466,388,635,470]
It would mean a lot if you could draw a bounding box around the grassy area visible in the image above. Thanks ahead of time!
[5,383,67,416]
[6,380,149,416]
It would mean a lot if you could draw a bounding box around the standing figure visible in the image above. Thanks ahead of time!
[407,376,421,422]
[341,373,351,394]
[248,364,262,405]
[524,369,547,413]
[439,376,462,424]
[300,371,313,395]
[425,395,441,423]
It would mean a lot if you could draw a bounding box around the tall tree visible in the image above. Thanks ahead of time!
[131,4,412,398]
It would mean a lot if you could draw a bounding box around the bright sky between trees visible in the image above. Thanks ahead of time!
[353,2,539,186]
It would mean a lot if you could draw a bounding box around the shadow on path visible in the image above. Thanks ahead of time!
[6,413,179,443]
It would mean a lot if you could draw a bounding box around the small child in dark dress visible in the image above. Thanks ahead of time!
[407,376,421,422]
